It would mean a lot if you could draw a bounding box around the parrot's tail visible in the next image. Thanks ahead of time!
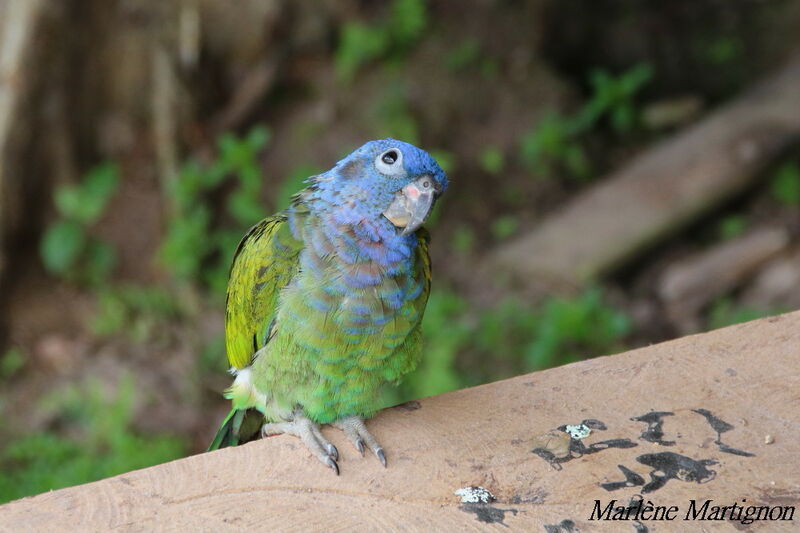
[207,408,263,451]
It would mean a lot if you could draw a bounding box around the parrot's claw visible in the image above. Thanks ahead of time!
[261,416,340,475]
[376,448,387,468]
[325,442,339,461]
[325,456,340,475]
[334,416,387,467]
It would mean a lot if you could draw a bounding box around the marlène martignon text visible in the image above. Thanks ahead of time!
[590,499,795,525]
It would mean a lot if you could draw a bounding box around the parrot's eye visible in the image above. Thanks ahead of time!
[382,151,398,164]
[375,149,404,176]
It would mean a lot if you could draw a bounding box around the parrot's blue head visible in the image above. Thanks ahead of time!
[309,139,448,237]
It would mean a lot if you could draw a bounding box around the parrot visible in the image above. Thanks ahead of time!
[208,139,448,474]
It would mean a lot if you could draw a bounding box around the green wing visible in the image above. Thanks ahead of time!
[225,215,303,370]
[416,227,432,306]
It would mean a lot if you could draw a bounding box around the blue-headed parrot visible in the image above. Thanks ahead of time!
[208,139,448,474]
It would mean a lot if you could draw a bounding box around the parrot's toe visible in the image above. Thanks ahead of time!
[261,416,340,475]
[334,416,387,467]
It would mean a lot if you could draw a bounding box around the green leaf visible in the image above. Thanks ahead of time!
[718,215,747,240]
[335,23,389,82]
[1,347,26,378]
[708,298,773,330]
[479,147,504,175]
[445,39,481,72]
[55,163,119,225]
[159,207,211,281]
[40,221,86,275]
[227,189,265,226]
[770,163,800,206]
[490,215,518,240]
[452,226,475,255]
[390,0,427,49]
[83,240,116,286]
[246,125,270,151]
[53,187,84,221]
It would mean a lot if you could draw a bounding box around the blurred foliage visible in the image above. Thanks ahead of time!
[445,39,481,72]
[383,287,630,407]
[451,225,475,256]
[40,163,119,286]
[718,215,748,241]
[0,347,26,379]
[479,146,505,175]
[770,162,800,207]
[521,288,630,369]
[707,298,777,330]
[520,63,653,180]
[704,35,745,67]
[91,285,182,342]
[335,0,427,83]
[0,376,185,504]
[372,82,420,144]
[490,215,519,241]
[443,38,498,78]
[160,126,269,297]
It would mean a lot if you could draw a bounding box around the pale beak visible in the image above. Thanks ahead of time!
[382,175,436,235]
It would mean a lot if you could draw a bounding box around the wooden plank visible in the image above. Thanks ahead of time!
[1,312,799,531]
[488,53,800,291]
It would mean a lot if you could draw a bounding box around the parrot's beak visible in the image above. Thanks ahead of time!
[382,175,436,235]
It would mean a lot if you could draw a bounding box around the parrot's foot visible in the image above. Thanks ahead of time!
[261,416,340,475]
[334,416,387,467]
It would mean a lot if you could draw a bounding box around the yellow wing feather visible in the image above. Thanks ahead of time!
[225,215,302,369]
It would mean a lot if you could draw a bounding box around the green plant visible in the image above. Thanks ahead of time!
[199,332,229,374]
[520,112,590,179]
[490,215,518,240]
[707,298,776,330]
[381,287,630,408]
[159,126,269,296]
[451,226,475,255]
[335,0,428,83]
[0,347,26,379]
[522,288,630,369]
[0,375,184,504]
[578,63,654,134]
[445,39,481,72]
[390,0,427,51]
[372,83,420,144]
[705,35,744,66]
[40,163,119,285]
[718,215,748,241]
[770,162,800,207]
[479,146,505,175]
[91,284,182,342]
[520,63,653,181]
